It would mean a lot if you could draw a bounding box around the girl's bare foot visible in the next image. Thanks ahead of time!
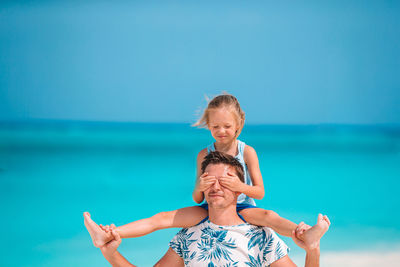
[298,214,330,244]
[83,212,114,247]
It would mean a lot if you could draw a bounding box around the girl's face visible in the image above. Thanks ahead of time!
[208,107,239,144]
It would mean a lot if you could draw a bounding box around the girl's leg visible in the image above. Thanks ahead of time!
[116,206,208,238]
[239,209,330,242]
[239,208,297,237]
[84,207,207,247]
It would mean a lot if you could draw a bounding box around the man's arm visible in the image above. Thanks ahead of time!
[304,248,320,267]
[154,248,184,267]
[102,246,183,267]
[100,228,183,267]
[99,228,136,267]
[269,255,297,267]
[269,241,320,267]
[102,250,136,267]
[295,214,330,267]
[290,226,321,267]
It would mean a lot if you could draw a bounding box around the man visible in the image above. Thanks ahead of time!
[86,151,330,266]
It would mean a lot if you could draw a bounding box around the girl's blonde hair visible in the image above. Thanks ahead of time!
[193,93,245,138]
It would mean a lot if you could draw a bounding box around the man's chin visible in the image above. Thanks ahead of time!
[208,199,227,208]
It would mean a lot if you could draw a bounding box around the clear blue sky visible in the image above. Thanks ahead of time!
[1,1,399,124]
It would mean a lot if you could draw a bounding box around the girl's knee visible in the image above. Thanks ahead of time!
[240,208,279,219]
[264,210,279,218]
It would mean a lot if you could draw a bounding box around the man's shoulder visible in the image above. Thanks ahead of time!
[171,219,210,241]
[175,221,278,238]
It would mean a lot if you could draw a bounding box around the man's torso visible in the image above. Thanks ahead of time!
[169,219,289,267]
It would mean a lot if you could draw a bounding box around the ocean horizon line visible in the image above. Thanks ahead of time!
[1,118,400,130]
[1,119,398,153]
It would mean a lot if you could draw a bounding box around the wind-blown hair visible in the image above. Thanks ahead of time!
[201,151,244,183]
[193,93,245,138]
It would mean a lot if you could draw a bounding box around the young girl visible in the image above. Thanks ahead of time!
[84,94,325,247]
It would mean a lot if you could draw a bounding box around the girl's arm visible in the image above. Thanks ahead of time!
[242,145,265,200]
[192,149,208,203]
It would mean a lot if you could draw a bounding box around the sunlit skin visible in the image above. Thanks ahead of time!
[203,164,240,218]
[208,107,240,151]
[193,105,329,243]
[83,98,329,251]
[95,163,331,267]
[193,106,266,204]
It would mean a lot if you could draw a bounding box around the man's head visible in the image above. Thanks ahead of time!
[201,151,244,209]
[201,151,244,183]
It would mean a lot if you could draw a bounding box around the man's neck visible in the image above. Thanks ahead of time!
[208,205,245,226]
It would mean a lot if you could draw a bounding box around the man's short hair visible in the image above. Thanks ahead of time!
[201,151,245,183]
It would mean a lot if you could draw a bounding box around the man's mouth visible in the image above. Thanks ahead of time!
[208,193,223,198]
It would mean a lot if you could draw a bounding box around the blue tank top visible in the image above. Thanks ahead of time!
[207,140,256,206]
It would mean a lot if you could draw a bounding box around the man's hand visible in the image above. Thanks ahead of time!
[294,222,311,241]
[291,222,318,251]
[291,214,330,252]
[100,224,121,259]
[98,224,137,267]
[195,172,217,192]
[218,172,244,192]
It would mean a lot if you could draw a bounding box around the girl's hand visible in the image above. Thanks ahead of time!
[219,172,244,192]
[196,172,217,192]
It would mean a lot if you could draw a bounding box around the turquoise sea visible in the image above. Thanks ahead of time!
[1,122,399,266]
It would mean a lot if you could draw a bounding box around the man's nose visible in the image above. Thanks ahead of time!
[211,178,221,189]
